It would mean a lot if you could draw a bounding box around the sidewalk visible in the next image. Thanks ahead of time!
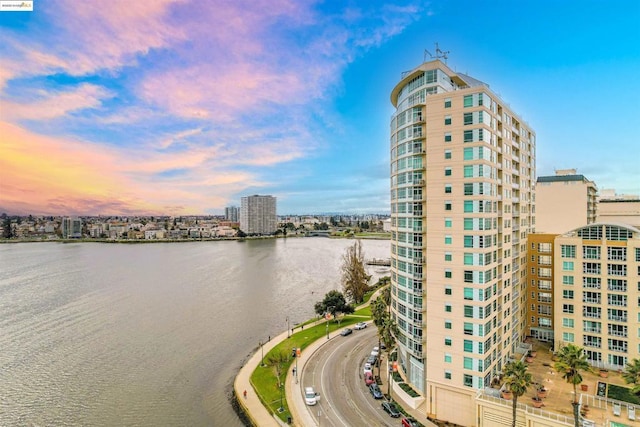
[234,289,385,427]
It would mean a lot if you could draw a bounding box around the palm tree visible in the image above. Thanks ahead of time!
[554,344,592,427]
[503,361,532,427]
[371,295,387,328]
[380,315,399,397]
[622,358,640,395]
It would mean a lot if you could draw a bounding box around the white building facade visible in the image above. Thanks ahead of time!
[240,195,277,235]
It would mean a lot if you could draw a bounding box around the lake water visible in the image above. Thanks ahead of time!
[0,238,389,426]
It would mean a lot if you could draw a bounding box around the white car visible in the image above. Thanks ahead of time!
[371,346,379,357]
[363,363,372,375]
[354,322,367,330]
[304,387,318,406]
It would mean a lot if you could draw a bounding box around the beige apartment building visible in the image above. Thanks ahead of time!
[554,223,640,371]
[389,59,535,426]
[535,169,597,234]
[598,190,640,228]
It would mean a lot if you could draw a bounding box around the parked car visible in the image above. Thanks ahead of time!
[381,401,401,417]
[369,383,383,399]
[364,371,375,386]
[402,417,419,427]
[340,328,353,336]
[367,355,377,365]
[371,346,379,357]
[363,362,372,375]
[354,322,367,330]
[304,387,318,406]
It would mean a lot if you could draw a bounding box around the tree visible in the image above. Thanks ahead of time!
[371,296,387,329]
[380,314,399,397]
[622,358,640,395]
[341,240,370,304]
[2,217,13,239]
[554,344,592,427]
[503,361,532,427]
[314,290,353,318]
[266,349,290,411]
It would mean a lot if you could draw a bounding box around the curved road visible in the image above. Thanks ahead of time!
[300,325,398,427]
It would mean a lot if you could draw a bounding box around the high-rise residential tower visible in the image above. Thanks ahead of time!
[225,206,239,222]
[62,217,82,239]
[389,59,535,425]
[240,195,277,235]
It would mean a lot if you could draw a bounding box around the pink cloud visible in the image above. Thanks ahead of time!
[0,122,262,215]
[3,84,112,120]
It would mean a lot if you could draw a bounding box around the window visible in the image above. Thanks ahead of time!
[445,167,452,176]
[445,270,452,278]
[464,201,474,213]
[464,287,474,299]
[562,275,574,285]
[608,247,626,261]
[562,318,574,328]
[464,306,474,318]
[444,98,451,108]
[444,132,452,142]
[445,253,452,261]
[563,261,574,271]
[445,338,452,346]
[563,304,574,314]
[584,246,600,259]
[444,354,452,363]
[445,321,452,329]
[563,290,574,299]
[445,235,452,245]
[463,357,473,369]
[445,304,452,312]
[444,150,452,159]
[562,332,575,343]
[445,287,452,295]
[463,130,473,143]
[463,95,473,108]
[444,115,452,125]
[463,340,473,352]
[445,218,452,228]
[561,245,576,258]
[463,147,473,160]
[464,323,473,335]
[445,184,452,194]
[463,374,473,387]
[463,112,473,125]
[445,371,452,379]
[445,201,452,211]
[608,264,627,276]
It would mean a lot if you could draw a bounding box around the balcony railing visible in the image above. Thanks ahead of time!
[608,315,627,322]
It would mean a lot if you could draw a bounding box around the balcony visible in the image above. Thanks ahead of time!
[608,315,627,322]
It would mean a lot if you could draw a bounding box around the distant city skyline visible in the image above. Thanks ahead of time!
[1,1,638,216]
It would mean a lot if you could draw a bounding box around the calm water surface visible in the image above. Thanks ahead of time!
[0,238,389,426]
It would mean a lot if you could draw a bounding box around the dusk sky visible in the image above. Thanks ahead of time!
[1,0,638,216]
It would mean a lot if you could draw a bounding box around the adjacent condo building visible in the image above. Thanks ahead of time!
[389,59,535,425]
[240,195,277,235]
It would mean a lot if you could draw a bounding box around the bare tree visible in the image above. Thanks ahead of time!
[341,240,370,304]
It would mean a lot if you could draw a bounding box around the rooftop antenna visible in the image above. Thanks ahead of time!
[425,42,450,64]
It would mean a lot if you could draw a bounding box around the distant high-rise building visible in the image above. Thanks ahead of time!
[62,217,82,238]
[225,206,239,222]
[240,195,277,235]
[536,169,597,233]
[389,59,535,425]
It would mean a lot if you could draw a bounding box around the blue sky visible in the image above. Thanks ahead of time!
[1,0,638,216]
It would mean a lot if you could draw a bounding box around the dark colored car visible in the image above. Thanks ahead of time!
[381,401,401,417]
[340,328,353,336]
[402,417,419,427]
[367,355,377,365]
[369,383,383,399]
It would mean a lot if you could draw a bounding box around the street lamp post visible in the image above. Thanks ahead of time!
[259,340,265,367]
[286,316,290,338]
